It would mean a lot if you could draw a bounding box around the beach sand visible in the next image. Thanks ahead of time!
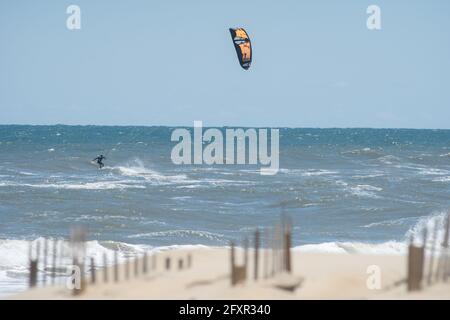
[9,247,450,300]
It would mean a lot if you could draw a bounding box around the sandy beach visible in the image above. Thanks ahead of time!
[9,247,450,300]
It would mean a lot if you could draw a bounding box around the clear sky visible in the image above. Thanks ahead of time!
[1,0,450,128]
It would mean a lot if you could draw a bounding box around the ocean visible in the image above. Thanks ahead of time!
[1,125,450,296]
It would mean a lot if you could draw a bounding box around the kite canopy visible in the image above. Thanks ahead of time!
[229,28,252,70]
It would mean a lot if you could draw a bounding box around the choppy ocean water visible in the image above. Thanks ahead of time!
[1,125,450,296]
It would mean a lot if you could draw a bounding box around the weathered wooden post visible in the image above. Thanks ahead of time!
[29,242,38,288]
[407,233,426,292]
[275,224,282,275]
[125,257,130,280]
[29,261,38,288]
[178,258,183,270]
[408,247,425,291]
[271,227,276,277]
[58,240,65,284]
[230,241,236,285]
[43,238,48,285]
[427,220,439,285]
[152,254,157,270]
[143,252,148,274]
[114,251,119,282]
[407,236,416,291]
[165,257,171,270]
[285,221,292,273]
[90,257,96,284]
[134,255,139,276]
[51,238,57,284]
[244,237,249,277]
[437,213,450,282]
[254,229,259,280]
[444,214,450,282]
[103,253,108,283]
[264,228,269,279]
[36,239,41,285]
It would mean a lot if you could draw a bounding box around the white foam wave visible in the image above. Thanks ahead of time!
[293,241,406,255]
[18,171,36,176]
[349,184,382,198]
[352,173,385,179]
[377,155,401,164]
[404,211,449,248]
[432,176,450,182]
[341,147,380,157]
[362,217,417,228]
[110,159,189,185]
[175,178,256,189]
[417,168,450,176]
[16,181,144,190]
[0,238,208,275]
[279,169,338,176]
[127,230,227,243]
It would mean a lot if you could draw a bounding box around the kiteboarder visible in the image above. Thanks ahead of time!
[93,154,106,169]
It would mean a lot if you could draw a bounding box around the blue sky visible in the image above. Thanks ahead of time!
[1,0,450,128]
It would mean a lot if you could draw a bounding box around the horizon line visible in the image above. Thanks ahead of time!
[0,123,450,131]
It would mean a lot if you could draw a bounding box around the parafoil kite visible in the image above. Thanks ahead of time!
[229,28,252,70]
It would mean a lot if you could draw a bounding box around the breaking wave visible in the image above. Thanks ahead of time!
[0,181,145,190]
[294,241,406,255]
[127,230,227,243]
[349,184,382,198]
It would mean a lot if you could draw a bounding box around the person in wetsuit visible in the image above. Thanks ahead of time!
[93,155,106,169]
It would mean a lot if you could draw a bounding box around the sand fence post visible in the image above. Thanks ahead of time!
[165,257,171,270]
[275,224,282,275]
[103,253,108,283]
[152,254,157,271]
[29,241,38,288]
[263,228,269,279]
[178,258,183,270]
[427,220,439,285]
[143,252,148,274]
[284,219,292,273]
[51,238,57,284]
[114,250,119,282]
[36,239,41,285]
[244,237,249,281]
[436,213,450,282]
[443,213,450,282]
[58,240,65,284]
[407,235,417,291]
[271,226,276,277]
[29,260,38,288]
[125,257,130,280]
[90,257,96,284]
[134,255,139,276]
[407,230,426,292]
[230,241,236,286]
[254,228,259,280]
[422,226,428,288]
[43,238,48,285]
